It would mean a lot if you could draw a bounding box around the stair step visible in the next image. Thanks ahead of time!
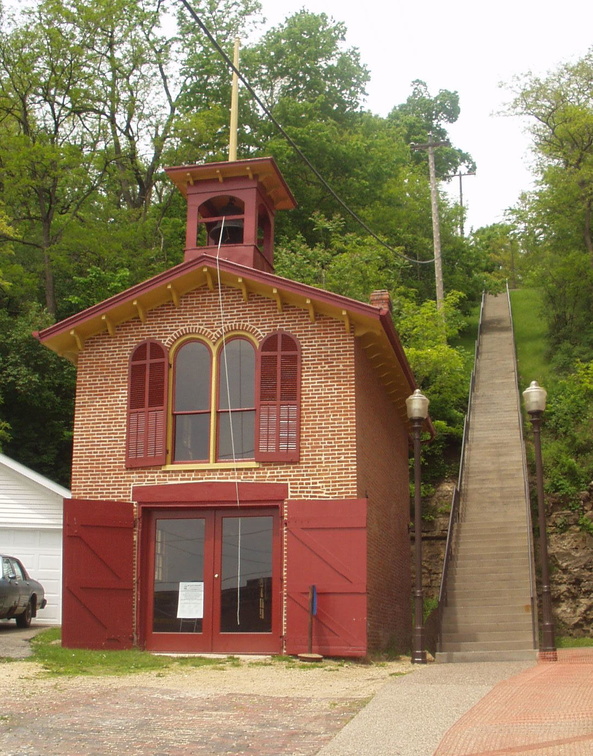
[436,649,537,663]
[451,557,530,569]
[453,546,530,557]
[442,602,533,617]
[455,524,529,534]
[441,629,534,644]
[450,567,531,580]
[448,571,531,584]
[442,618,533,634]
[439,639,535,652]
[447,588,531,601]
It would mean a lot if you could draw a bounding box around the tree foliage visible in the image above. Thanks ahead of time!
[0,0,482,483]
[508,50,593,367]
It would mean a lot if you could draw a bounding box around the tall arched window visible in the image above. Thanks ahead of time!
[126,340,168,468]
[173,341,212,462]
[217,338,256,460]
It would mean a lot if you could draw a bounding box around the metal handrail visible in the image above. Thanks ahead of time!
[506,282,538,647]
[433,291,486,651]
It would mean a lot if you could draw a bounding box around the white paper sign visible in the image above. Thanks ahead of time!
[177,581,204,619]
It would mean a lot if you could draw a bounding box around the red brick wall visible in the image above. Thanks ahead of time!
[354,339,412,654]
[70,284,412,656]
[71,286,358,502]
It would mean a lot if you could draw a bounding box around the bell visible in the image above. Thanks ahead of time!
[208,199,244,245]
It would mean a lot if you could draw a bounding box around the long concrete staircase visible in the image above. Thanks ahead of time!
[437,293,537,662]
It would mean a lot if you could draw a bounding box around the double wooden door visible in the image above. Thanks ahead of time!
[143,508,281,653]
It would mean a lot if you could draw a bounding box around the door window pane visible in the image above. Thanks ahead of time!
[220,516,273,633]
[153,519,205,633]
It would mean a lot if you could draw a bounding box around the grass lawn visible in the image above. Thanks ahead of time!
[509,288,550,390]
[556,637,593,648]
[26,627,242,676]
[451,300,482,382]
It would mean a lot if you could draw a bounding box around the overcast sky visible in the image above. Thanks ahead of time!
[257,0,593,230]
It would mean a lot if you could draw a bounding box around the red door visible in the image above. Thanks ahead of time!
[62,498,135,649]
[285,499,368,657]
[142,508,281,653]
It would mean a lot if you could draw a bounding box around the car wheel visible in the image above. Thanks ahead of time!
[16,600,32,628]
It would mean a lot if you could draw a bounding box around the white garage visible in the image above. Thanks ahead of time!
[0,453,69,625]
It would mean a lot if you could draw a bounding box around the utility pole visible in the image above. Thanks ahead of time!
[447,171,475,236]
[412,134,448,312]
[228,37,240,161]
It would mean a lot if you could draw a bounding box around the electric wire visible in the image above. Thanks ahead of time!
[177,0,435,266]
[214,218,243,626]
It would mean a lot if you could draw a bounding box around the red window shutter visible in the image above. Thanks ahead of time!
[126,340,168,467]
[255,331,301,462]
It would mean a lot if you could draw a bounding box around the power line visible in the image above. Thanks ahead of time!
[176,0,435,266]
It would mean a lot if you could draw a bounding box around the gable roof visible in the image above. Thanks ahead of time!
[34,254,432,432]
[0,453,70,529]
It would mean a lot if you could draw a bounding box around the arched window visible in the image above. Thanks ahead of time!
[217,338,256,460]
[173,340,212,462]
[196,195,244,247]
[126,340,168,468]
[256,331,301,462]
[170,336,256,463]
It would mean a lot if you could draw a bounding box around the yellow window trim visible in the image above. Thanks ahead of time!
[162,461,260,471]
[168,331,258,465]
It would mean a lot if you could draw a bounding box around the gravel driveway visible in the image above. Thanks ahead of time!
[0,627,412,756]
[0,620,50,658]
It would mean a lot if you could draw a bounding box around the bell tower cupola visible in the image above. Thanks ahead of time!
[165,157,297,273]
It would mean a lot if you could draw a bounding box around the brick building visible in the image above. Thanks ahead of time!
[36,157,430,657]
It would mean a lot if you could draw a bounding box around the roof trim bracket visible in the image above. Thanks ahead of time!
[133,299,146,324]
[272,287,283,313]
[237,277,249,303]
[70,328,84,352]
[204,267,215,291]
[101,314,115,337]
[341,309,351,334]
[167,283,180,307]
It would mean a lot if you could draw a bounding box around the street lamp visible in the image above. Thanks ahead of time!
[523,380,557,659]
[406,388,430,664]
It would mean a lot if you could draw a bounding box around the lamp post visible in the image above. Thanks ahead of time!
[523,380,556,658]
[406,388,430,664]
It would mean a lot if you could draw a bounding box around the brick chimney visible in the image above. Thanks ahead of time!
[369,290,392,313]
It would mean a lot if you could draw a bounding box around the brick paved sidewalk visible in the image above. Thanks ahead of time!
[434,649,593,755]
[0,682,363,756]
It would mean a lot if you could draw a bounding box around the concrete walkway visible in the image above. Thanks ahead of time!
[319,649,593,755]
[317,660,532,755]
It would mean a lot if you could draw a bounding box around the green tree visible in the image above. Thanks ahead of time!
[0,304,75,485]
[507,51,593,365]
[0,5,109,314]
[388,79,476,177]
[244,10,368,122]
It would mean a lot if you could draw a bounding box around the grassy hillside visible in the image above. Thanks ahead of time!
[509,288,549,391]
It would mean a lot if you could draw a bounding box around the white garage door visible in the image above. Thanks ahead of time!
[0,528,62,624]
